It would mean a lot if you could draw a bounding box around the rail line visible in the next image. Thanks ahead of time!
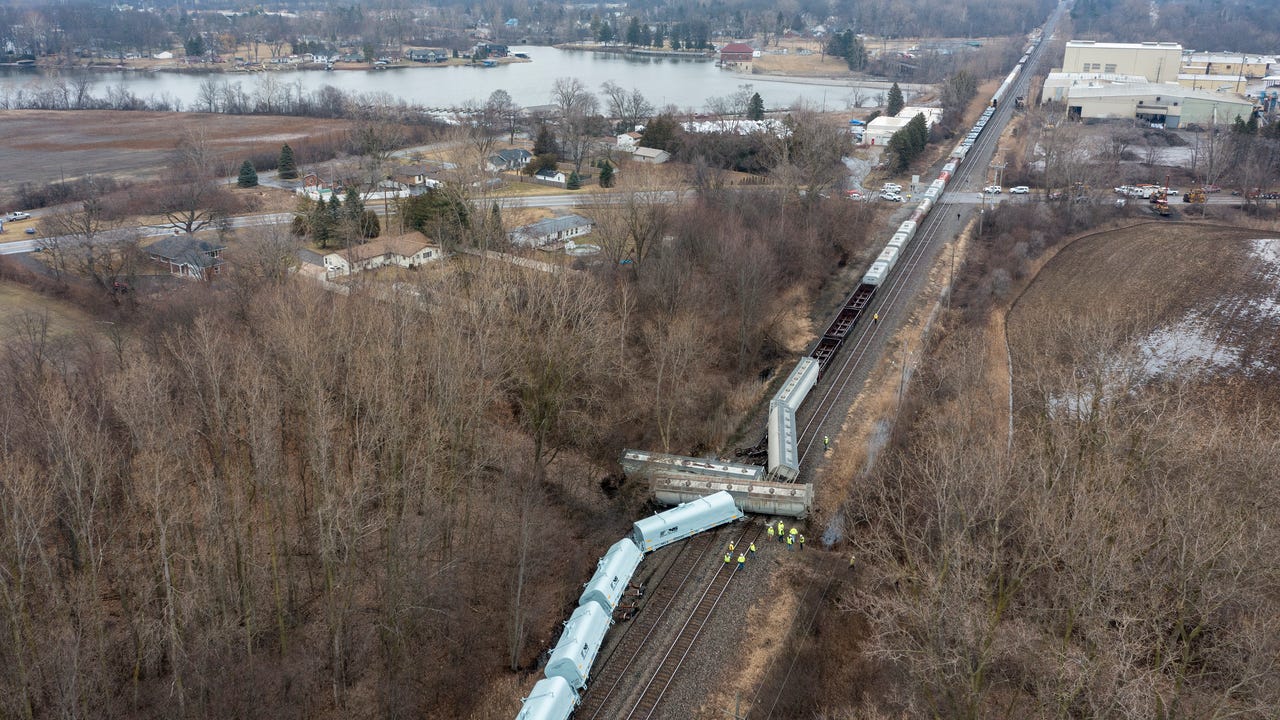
[576,527,724,719]
[622,522,766,720]
[793,11,1060,470]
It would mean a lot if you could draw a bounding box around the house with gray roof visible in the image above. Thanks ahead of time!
[487,148,534,172]
[509,214,595,248]
[146,236,226,280]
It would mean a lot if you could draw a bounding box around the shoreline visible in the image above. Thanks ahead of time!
[23,55,533,75]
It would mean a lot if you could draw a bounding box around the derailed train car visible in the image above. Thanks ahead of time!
[515,676,577,720]
[544,602,612,690]
[579,538,644,612]
[631,490,742,552]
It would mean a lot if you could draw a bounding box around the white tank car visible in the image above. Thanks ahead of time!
[630,490,742,552]
[544,602,612,690]
[578,538,644,613]
[515,676,577,720]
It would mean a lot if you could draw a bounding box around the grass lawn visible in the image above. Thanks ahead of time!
[0,281,94,340]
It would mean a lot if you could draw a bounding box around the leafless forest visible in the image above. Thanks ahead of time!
[809,221,1280,718]
[0,191,873,719]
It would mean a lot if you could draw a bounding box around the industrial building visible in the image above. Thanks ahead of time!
[862,106,941,146]
[1046,40,1256,126]
[1062,82,1253,127]
[1061,40,1182,83]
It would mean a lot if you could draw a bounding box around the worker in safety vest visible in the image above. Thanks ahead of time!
[873,312,880,324]
[849,554,856,569]
[748,542,757,555]
[728,541,735,552]
[724,552,732,565]
[789,527,798,540]
[737,553,746,570]
[786,535,794,550]
[798,534,806,550]
[767,524,775,540]
[776,520,785,540]
[823,435,830,451]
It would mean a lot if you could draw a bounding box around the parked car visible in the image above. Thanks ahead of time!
[1202,184,1221,193]
[5,211,32,221]
[845,190,865,200]
[879,191,904,202]
[983,185,1002,194]
[1010,186,1030,194]
[881,182,903,192]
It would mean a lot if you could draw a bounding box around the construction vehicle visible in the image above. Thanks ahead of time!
[1150,188,1171,216]
[1182,188,1207,204]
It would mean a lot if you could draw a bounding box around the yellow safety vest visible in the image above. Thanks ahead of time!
[786,536,794,545]
[749,543,756,552]
[799,535,805,544]
[724,553,731,563]
[767,526,775,536]
[737,554,745,563]
[789,528,798,536]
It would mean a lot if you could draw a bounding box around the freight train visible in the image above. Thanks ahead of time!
[515,491,742,719]
[765,36,1041,480]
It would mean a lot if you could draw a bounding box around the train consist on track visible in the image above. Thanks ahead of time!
[516,492,742,719]
[763,37,1040,480]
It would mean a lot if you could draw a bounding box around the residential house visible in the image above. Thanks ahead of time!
[407,48,447,63]
[486,148,534,171]
[631,147,670,164]
[616,131,643,152]
[322,231,442,277]
[147,236,226,280]
[152,51,173,59]
[393,163,444,192]
[719,42,754,65]
[534,167,568,185]
[509,214,595,247]
[298,173,338,201]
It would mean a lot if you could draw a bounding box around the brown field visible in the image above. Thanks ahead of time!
[1008,222,1280,398]
[0,280,94,339]
[0,110,352,187]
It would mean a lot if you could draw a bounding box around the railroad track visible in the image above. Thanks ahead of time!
[794,11,1060,472]
[623,522,766,720]
[576,528,723,719]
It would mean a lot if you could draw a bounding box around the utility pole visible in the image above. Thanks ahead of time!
[718,694,748,719]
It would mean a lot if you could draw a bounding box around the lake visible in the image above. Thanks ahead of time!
[0,45,905,112]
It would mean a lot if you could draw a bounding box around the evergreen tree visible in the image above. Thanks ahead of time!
[360,210,380,238]
[639,24,652,47]
[533,124,559,157]
[277,143,298,179]
[906,113,929,151]
[343,187,364,223]
[886,82,905,117]
[652,24,666,48]
[566,171,582,190]
[237,160,259,188]
[641,113,679,151]
[598,162,615,188]
[626,17,641,46]
[747,93,765,120]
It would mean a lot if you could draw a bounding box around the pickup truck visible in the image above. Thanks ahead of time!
[4,211,32,222]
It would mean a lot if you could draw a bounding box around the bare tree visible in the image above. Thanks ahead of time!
[552,77,601,173]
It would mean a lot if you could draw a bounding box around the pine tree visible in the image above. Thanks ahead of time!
[278,143,298,179]
[598,162,615,188]
[360,210,380,238]
[566,171,582,190]
[747,93,765,120]
[533,124,559,157]
[653,24,666,48]
[886,82,905,117]
[237,160,258,188]
[626,17,641,46]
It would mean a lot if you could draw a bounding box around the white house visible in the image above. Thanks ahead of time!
[323,232,442,277]
[152,51,174,60]
[509,214,595,247]
[616,131,643,152]
[534,167,568,186]
[631,147,671,164]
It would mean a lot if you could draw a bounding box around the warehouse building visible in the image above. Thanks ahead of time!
[1062,83,1253,127]
[1061,40,1182,83]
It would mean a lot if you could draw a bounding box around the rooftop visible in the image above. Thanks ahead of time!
[326,231,432,264]
[146,236,226,268]
[1067,40,1182,50]
[720,43,754,54]
[1067,82,1252,104]
[513,214,593,238]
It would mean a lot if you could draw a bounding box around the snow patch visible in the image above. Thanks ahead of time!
[1137,316,1240,377]
[1249,238,1280,276]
